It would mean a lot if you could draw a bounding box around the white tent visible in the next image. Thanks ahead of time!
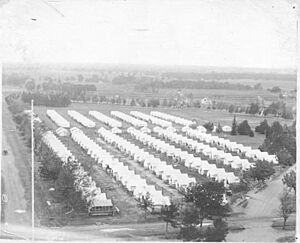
[222,125,232,133]
[56,127,69,137]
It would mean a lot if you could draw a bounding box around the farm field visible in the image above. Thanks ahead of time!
[94,83,291,106]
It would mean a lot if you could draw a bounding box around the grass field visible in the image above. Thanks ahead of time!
[95,83,294,106]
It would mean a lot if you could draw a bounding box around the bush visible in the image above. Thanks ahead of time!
[237,120,252,135]
[248,103,260,114]
[282,106,294,119]
[228,105,235,113]
[255,119,269,134]
[248,161,275,183]
[216,123,222,133]
[229,182,249,193]
[231,116,238,136]
[249,130,254,137]
[269,86,281,93]
[203,122,214,131]
[276,149,295,166]
[130,98,136,106]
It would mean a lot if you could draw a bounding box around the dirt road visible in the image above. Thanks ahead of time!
[226,165,296,242]
[1,99,31,226]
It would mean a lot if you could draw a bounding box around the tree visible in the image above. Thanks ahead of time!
[260,121,296,165]
[177,225,203,241]
[130,98,136,106]
[203,122,214,132]
[228,105,235,113]
[248,103,260,114]
[255,119,269,134]
[177,205,229,242]
[282,170,296,194]
[249,130,254,137]
[205,218,228,242]
[237,120,252,135]
[254,83,263,90]
[248,161,275,183]
[138,192,153,220]
[162,98,168,107]
[278,191,295,229]
[77,74,84,82]
[282,106,294,119]
[38,145,61,181]
[216,123,222,133]
[269,86,281,93]
[25,80,35,91]
[231,115,237,135]
[184,181,227,229]
[161,202,179,236]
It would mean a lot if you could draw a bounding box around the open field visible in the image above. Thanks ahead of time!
[94,83,294,106]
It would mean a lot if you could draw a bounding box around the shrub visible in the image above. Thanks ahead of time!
[130,98,136,106]
[231,116,238,135]
[216,123,222,133]
[249,103,260,114]
[255,119,269,134]
[249,130,254,137]
[237,120,252,135]
[229,182,249,193]
[203,122,214,131]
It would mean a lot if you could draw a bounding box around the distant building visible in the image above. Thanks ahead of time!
[201,97,212,106]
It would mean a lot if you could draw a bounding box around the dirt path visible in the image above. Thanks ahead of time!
[1,99,31,225]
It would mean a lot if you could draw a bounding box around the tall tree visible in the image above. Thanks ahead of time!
[25,80,36,91]
[184,181,227,229]
[161,202,179,236]
[231,115,238,135]
[248,161,275,183]
[282,170,296,194]
[138,192,153,221]
[278,191,295,229]
[237,120,252,135]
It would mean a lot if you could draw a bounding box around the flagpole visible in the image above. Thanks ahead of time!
[31,99,35,241]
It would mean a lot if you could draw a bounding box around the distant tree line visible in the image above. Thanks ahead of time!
[21,91,71,107]
[134,80,258,92]
[3,73,31,86]
[228,101,294,120]
[161,72,296,81]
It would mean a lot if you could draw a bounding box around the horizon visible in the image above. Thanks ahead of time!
[3,62,297,74]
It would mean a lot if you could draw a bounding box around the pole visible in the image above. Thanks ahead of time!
[31,99,35,241]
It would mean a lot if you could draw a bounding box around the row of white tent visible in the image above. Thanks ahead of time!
[98,127,196,192]
[67,110,96,128]
[153,127,253,171]
[70,127,170,207]
[42,131,111,208]
[130,111,172,128]
[127,127,240,184]
[150,111,195,127]
[111,111,147,128]
[89,111,122,128]
[184,128,278,164]
[46,110,70,128]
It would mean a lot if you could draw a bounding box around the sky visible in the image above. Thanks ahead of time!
[0,0,298,69]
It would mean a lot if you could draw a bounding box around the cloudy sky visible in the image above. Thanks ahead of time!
[0,0,298,68]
